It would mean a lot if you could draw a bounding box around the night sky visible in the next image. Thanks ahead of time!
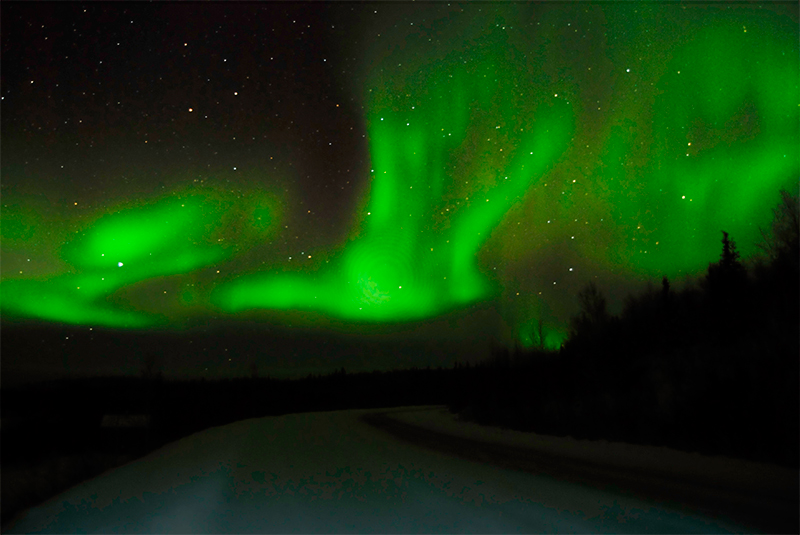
[2,2,798,378]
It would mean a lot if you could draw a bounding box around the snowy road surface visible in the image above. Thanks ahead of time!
[6,406,796,533]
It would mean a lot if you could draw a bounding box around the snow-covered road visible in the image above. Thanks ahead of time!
[6,406,793,533]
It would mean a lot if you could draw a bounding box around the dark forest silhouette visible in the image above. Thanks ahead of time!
[2,189,798,527]
[452,188,799,469]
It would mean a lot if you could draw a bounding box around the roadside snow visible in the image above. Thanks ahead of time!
[387,405,796,498]
[7,407,756,533]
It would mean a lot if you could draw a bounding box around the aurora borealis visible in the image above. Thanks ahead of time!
[1,2,798,375]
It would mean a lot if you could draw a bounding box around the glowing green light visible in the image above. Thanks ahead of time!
[1,4,796,344]
[212,23,576,321]
[1,184,281,328]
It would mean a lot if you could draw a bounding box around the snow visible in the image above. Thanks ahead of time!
[389,406,795,499]
[6,406,766,533]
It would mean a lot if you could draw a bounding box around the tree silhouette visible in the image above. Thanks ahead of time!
[569,280,609,340]
[757,188,800,319]
[759,188,799,269]
[705,231,747,303]
[657,274,673,314]
[720,231,742,271]
[537,317,546,350]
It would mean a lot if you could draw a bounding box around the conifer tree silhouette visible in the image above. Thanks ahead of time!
[705,231,747,309]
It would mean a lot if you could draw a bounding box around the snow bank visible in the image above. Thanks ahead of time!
[384,405,796,498]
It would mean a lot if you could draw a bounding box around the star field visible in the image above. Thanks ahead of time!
[1,2,798,353]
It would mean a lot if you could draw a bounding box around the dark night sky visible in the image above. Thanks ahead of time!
[1,2,798,381]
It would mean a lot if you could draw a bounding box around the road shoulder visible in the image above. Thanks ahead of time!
[361,406,799,534]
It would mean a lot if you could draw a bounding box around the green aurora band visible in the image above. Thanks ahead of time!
[1,5,798,346]
[213,26,575,323]
[2,186,282,328]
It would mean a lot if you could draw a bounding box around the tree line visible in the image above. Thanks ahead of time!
[451,189,799,468]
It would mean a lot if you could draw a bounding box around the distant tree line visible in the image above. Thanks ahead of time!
[449,189,799,468]
[1,365,469,463]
